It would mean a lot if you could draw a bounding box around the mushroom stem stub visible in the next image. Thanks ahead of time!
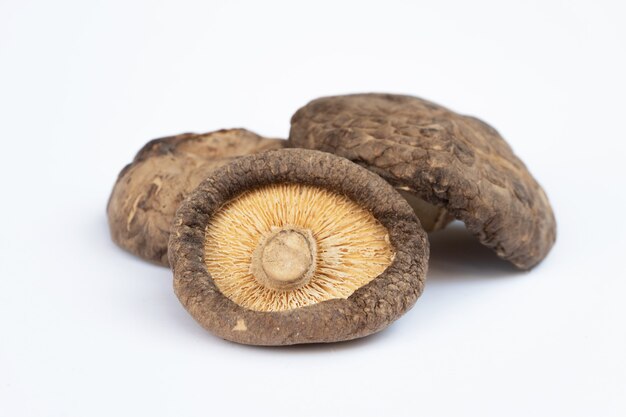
[251,226,317,291]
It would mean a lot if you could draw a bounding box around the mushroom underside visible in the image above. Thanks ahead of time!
[169,149,428,345]
[204,183,395,312]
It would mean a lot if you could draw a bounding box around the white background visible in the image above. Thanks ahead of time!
[1,1,625,416]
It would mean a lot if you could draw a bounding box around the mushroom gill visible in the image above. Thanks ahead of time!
[204,183,395,312]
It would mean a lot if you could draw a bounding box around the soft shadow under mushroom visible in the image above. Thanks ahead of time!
[427,221,521,280]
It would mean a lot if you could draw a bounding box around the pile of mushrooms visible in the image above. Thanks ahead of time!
[108,93,556,346]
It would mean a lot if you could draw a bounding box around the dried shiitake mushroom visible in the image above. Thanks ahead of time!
[107,129,284,266]
[169,149,428,345]
[289,93,556,269]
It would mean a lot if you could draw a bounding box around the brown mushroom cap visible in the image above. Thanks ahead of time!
[289,93,556,269]
[168,149,428,345]
[107,129,284,266]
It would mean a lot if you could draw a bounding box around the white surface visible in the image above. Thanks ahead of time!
[1,1,625,416]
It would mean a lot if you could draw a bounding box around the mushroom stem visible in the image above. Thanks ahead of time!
[250,226,317,291]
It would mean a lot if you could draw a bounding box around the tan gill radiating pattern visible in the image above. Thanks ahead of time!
[204,184,395,312]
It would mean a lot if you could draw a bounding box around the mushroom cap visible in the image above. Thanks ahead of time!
[168,149,428,345]
[107,129,284,266]
[289,93,556,269]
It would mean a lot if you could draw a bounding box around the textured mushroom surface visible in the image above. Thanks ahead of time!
[289,93,556,269]
[107,129,284,266]
[169,149,428,345]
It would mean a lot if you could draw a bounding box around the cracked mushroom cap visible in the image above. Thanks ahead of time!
[289,93,556,269]
[168,149,428,346]
[107,129,284,266]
